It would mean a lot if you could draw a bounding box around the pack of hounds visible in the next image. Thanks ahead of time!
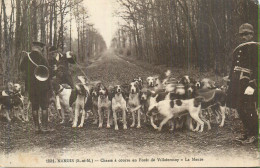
[0,70,233,132]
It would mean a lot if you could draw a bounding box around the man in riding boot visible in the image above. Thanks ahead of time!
[48,46,76,123]
[20,41,54,133]
[227,23,259,144]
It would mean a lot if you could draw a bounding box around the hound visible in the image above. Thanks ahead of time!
[111,85,127,130]
[147,97,205,132]
[97,84,112,128]
[12,83,27,122]
[52,80,90,127]
[128,82,142,128]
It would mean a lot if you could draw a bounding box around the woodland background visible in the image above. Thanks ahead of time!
[0,0,259,86]
[112,0,259,74]
[0,0,107,86]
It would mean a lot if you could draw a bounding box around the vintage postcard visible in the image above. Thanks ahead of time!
[0,0,259,167]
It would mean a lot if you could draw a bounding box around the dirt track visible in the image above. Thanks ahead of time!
[0,49,259,167]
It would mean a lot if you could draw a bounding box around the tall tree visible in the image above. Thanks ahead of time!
[2,0,10,84]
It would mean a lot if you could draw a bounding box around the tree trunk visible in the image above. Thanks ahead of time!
[0,1,2,83]
[40,0,46,43]
[49,2,53,45]
[53,0,57,47]
[2,0,10,84]
[59,0,64,51]
[31,0,38,41]
[15,0,21,52]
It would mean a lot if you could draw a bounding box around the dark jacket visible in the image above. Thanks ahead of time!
[48,52,74,88]
[227,42,259,108]
[20,50,51,110]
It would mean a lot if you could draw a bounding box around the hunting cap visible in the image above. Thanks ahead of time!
[32,41,46,48]
[239,23,254,34]
[31,41,45,53]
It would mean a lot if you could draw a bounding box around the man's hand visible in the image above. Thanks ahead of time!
[244,86,255,95]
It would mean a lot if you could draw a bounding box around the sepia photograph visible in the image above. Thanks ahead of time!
[0,0,259,167]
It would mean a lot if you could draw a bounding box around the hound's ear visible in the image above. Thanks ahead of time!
[108,92,113,101]
[112,87,116,97]
[190,77,196,84]
[136,85,140,93]
[123,86,130,99]
[147,90,151,97]
[96,82,102,89]
[209,80,216,88]
[107,86,113,98]
[170,100,174,108]
[180,77,184,84]
[154,76,158,81]
[105,87,109,95]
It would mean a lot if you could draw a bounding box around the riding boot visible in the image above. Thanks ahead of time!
[32,110,41,133]
[41,109,54,133]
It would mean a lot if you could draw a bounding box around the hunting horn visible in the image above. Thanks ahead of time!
[22,51,49,81]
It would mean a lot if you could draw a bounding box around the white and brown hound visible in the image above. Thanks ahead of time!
[111,85,127,130]
[196,88,227,129]
[97,84,112,128]
[133,77,143,89]
[0,83,13,122]
[197,78,216,89]
[90,84,100,124]
[52,80,90,128]
[147,97,205,132]
[140,87,153,123]
[12,83,27,122]
[128,82,142,128]
[0,82,25,122]
[146,76,156,88]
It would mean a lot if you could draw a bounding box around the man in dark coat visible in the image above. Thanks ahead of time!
[20,42,53,133]
[48,46,76,123]
[48,46,75,88]
[227,23,259,144]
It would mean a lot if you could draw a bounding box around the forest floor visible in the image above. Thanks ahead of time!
[0,49,259,167]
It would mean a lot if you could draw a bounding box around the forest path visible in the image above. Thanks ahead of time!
[0,49,259,167]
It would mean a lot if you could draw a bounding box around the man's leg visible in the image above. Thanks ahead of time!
[236,105,249,141]
[243,99,258,143]
[235,85,251,141]
[32,103,41,133]
[41,93,54,133]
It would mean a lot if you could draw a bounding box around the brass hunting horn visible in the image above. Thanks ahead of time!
[22,51,49,81]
